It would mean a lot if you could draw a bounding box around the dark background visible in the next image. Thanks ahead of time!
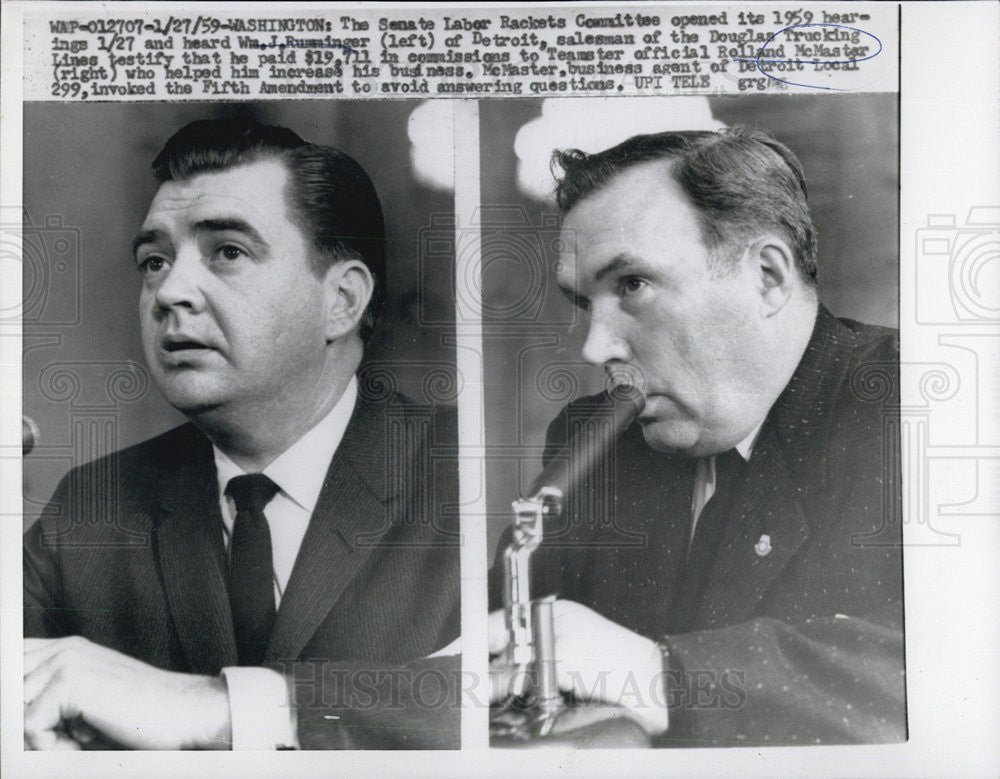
[22,101,457,528]
[479,94,899,552]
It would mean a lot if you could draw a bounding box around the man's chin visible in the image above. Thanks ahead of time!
[154,376,228,418]
[638,418,697,455]
[162,397,226,421]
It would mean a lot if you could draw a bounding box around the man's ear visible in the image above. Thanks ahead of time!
[322,259,374,341]
[749,235,798,317]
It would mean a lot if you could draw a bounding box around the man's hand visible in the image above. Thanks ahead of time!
[488,601,668,735]
[24,637,232,750]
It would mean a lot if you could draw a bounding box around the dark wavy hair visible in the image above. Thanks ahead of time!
[552,126,818,286]
[152,117,386,340]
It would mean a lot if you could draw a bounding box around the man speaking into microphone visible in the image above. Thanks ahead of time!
[489,126,905,746]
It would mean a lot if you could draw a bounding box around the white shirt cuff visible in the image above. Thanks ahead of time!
[221,667,298,750]
[428,636,461,657]
[625,696,670,736]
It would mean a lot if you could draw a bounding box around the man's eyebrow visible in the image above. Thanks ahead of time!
[556,255,638,307]
[192,218,268,247]
[131,219,269,258]
[131,229,163,258]
[593,255,632,282]
[557,284,588,309]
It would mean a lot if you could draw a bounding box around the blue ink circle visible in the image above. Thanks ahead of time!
[734,23,883,92]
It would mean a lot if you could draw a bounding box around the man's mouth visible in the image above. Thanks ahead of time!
[160,335,214,357]
[164,340,207,351]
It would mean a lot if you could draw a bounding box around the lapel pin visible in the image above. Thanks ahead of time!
[754,534,772,557]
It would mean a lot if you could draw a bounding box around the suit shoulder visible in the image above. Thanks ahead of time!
[380,392,457,445]
[28,423,203,545]
[837,319,900,405]
[834,317,898,362]
[54,423,205,486]
[818,318,900,479]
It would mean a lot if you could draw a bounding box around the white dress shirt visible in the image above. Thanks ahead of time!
[689,420,765,545]
[215,377,358,750]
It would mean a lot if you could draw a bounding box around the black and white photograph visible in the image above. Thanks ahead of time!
[20,101,462,750]
[482,94,904,747]
[1,1,998,777]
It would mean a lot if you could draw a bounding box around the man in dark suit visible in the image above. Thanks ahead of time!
[24,118,460,750]
[489,127,904,745]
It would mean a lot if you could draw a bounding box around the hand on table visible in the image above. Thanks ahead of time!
[24,636,232,750]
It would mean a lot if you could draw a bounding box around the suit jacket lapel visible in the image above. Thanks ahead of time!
[266,398,403,663]
[695,425,809,626]
[153,428,238,674]
[694,306,859,627]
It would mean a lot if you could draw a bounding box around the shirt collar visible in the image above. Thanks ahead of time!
[734,418,765,462]
[213,376,358,514]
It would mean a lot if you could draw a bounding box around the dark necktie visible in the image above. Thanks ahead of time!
[669,448,746,634]
[225,474,280,666]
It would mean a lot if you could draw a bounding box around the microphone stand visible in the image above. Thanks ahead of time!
[490,388,651,747]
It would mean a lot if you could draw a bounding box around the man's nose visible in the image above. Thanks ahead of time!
[152,248,206,315]
[580,308,631,366]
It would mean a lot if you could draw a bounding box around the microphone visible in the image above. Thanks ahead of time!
[523,385,645,501]
[23,416,40,456]
[493,386,652,746]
